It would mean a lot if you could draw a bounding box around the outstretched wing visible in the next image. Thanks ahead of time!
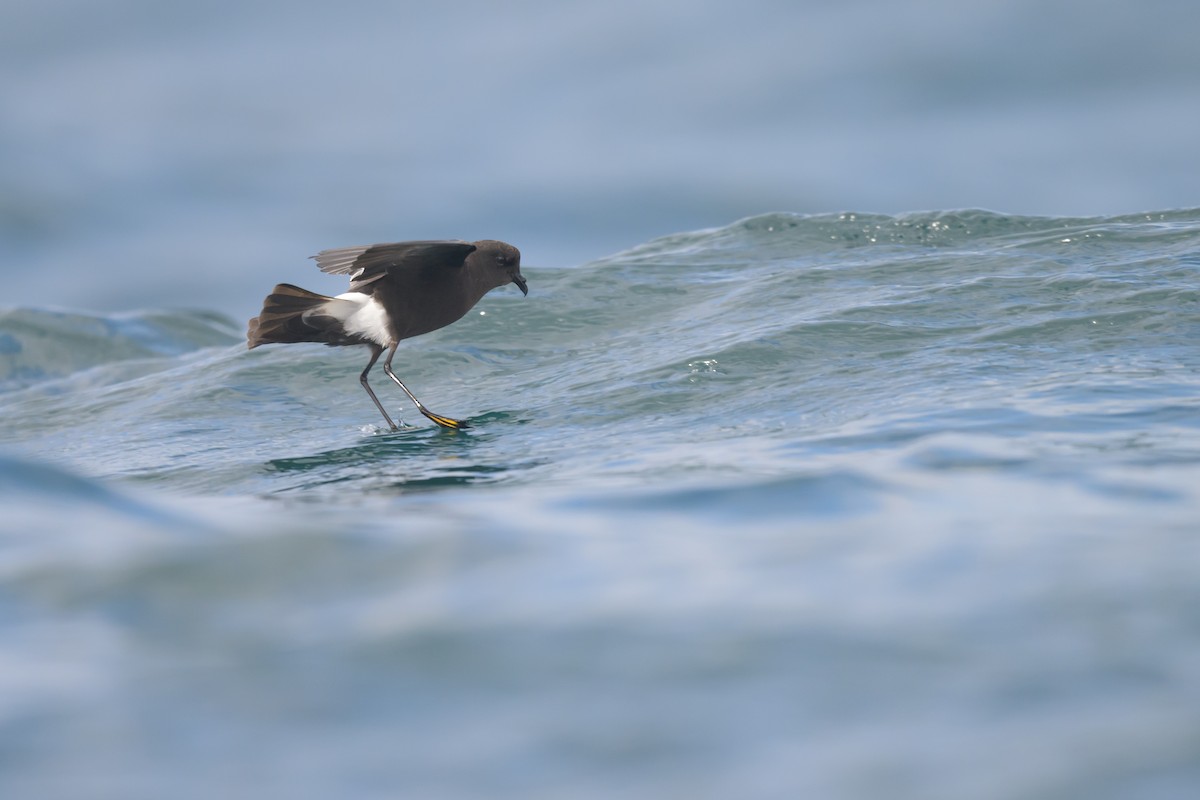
[312,240,478,291]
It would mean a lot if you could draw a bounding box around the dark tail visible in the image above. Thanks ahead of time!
[247,284,333,349]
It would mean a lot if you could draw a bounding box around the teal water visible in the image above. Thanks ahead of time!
[7,2,1200,795]
[7,209,1200,796]
[2,210,1199,798]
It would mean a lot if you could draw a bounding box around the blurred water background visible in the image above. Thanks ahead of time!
[2,2,1200,798]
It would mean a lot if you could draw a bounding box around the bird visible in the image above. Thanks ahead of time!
[247,239,527,431]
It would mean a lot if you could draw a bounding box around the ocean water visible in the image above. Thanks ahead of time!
[2,210,1199,798]
[5,0,1200,796]
[6,1,1200,315]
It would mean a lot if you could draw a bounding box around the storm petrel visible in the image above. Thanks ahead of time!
[247,239,527,430]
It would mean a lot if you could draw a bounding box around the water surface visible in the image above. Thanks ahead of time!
[2,210,1199,798]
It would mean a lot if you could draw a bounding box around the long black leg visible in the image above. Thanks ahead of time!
[359,344,399,430]
[381,343,470,430]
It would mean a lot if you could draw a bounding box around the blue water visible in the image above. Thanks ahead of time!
[4,2,1200,798]
[3,210,1200,798]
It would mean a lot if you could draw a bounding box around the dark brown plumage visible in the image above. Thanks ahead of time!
[248,239,526,430]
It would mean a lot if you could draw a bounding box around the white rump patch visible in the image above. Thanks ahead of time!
[309,292,393,346]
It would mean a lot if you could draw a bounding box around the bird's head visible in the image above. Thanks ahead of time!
[474,240,527,296]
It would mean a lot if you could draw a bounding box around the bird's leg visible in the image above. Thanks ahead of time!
[382,343,470,430]
[360,344,399,430]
